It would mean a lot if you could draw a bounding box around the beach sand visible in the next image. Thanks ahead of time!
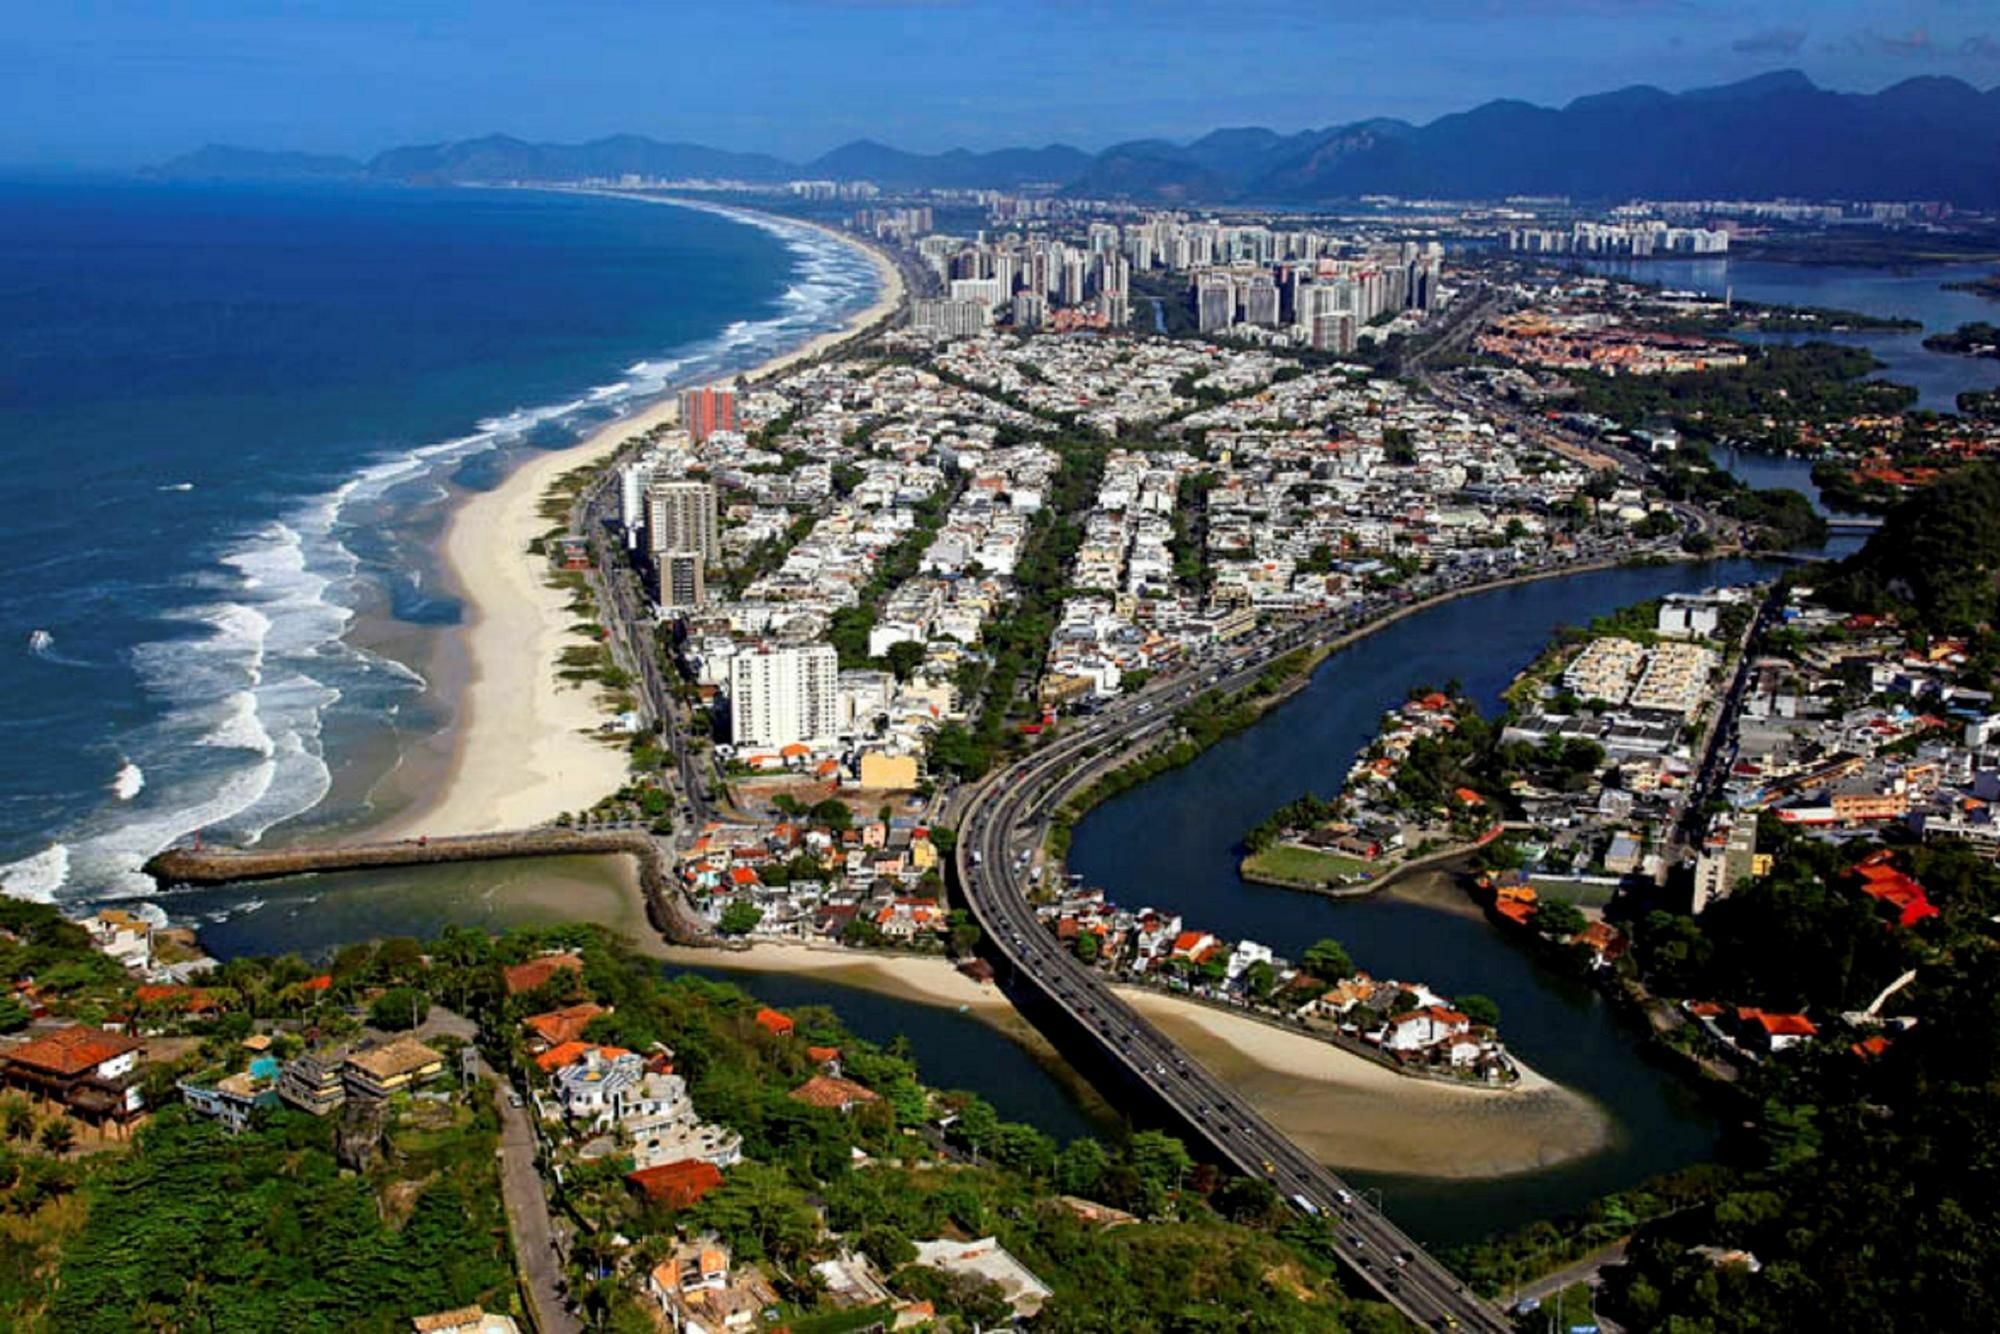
[649,938,1614,1181]
[380,209,904,839]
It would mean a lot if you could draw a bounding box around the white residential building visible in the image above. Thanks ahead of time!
[729,644,839,748]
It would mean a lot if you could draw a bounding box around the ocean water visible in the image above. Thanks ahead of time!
[0,178,879,903]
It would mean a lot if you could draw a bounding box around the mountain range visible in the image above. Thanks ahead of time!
[154,71,2000,207]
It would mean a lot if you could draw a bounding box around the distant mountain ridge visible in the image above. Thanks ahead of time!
[151,71,2000,206]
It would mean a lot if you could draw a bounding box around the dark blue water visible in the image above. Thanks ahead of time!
[0,178,879,902]
[1574,256,2000,413]
[1070,559,1784,1241]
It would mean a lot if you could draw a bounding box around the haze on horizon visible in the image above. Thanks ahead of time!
[6,0,1998,169]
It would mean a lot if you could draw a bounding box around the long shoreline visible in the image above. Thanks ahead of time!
[652,938,1614,1181]
[375,203,905,840]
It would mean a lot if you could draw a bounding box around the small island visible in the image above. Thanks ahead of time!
[1923,320,2000,361]
[1942,272,2000,302]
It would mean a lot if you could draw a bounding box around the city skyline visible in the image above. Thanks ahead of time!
[7,1,1997,168]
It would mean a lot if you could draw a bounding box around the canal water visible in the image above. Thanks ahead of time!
[1069,557,1785,1241]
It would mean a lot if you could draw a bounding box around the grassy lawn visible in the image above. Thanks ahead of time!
[1243,844,1380,884]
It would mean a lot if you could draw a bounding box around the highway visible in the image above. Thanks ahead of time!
[953,612,1512,1333]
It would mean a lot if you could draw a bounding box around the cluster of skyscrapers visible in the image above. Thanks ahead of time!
[1193,241,1445,351]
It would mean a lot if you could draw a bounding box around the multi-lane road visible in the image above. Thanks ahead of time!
[953,614,1512,1333]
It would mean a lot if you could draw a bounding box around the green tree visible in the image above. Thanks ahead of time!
[1300,938,1354,981]
[1532,898,1589,940]
[37,1117,75,1156]
[2,1095,34,1143]
[368,985,430,1032]
[718,902,764,936]
[1457,994,1502,1028]
[884,640,927,683]
[1056,1138,1107,1197]
[1073,931,1100,965]
[0,995,29,1033]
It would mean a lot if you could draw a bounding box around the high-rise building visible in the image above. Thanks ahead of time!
[647,480,719,565]
[729,644,839,748]
[1242,273,1279,327]
[1195,272,1235,333]
[659,549,706,611]
[1011,291,1047,331]
[619,462,656,543]
[678,387,738,442]
[911,298,992,338]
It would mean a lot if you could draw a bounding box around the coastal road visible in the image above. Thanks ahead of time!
[953,617,1513,1333]
[482,1057,583,1334]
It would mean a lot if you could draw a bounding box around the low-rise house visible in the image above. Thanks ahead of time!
[341,1036,446,1100]
[627,1158,726,1209]
[0,1024,146,1126]
[409,1307,522,1334]
[522,1002,607,1050]
[910,1236,1052,1318]
[753,1007,794,1038]
[277,1049,348,1116]
[1382,1006,1471,1052]
[501,952,583,997]
[648,1237,779,1334]
[788,1075,879,1114]
[179,1055,282,1134]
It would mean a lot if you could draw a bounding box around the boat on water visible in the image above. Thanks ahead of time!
[27,629,54,654]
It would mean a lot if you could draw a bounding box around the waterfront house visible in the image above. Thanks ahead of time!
[0,1024,146,1126]
[1383,1006,1472,1052]
[1736,1008,1818,1053]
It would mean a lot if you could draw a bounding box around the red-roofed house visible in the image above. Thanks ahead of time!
[0,1024,147,1124]
[532,1040,631,1075]
[788,1075,879,1113]
[754,1008,794,1038]
[1383,1006,1471,1052]
[523,1002,607,1050]
[1736,1008,1818,1052]
[1852,863,1940,929]
[502,952,584,997]
[626,1158,725,1208]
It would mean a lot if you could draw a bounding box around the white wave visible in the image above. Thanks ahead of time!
[0,842,68,903]
[38,190,878,905]
[158,482,195,492]
[111,761,145,801]
[27,629,53,655]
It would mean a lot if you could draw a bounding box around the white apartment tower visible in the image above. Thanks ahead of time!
[729,644,839,748]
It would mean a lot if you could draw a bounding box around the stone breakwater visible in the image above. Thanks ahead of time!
[143,829,711,943]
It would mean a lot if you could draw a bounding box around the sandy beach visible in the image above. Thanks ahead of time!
[380,208,905,839]
[653,938,1614,1180]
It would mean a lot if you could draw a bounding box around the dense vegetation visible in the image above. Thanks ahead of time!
[1567,343,1915,452]
[1598,828,2000,1331]
[1827,460,2000,634]
[1921,320,2000,360]
[44,1106,512,1333]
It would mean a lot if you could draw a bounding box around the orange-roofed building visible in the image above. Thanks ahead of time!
[502,952,583,997]
[523,1002,607,1050]
[533,1041,631,1074]
[1453,786,1487,808]
[788,1074,879,1112]
[754,1007,794,1037]
[1737,1008,1818,1052]
[626,1158,725,1208]
[303,974,333,992]
[0,1024,147,1124]
[131,984,222,1016]
[1851,1034,1892,1061]
[807,1045,841,1065]
[1852,863,1940,928]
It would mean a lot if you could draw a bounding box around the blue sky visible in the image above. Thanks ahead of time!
[6,1,1997,166]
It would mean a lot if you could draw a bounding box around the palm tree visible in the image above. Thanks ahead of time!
[39,1116,75,1155]
[1,1096,33,1143]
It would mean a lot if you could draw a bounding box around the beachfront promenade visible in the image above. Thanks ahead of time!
[954,617,1511,1332]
